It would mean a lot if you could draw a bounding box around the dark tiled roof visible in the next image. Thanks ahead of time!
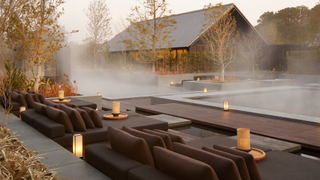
[106,3,234,52]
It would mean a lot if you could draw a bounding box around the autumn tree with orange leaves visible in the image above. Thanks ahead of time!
[5,0,77,91]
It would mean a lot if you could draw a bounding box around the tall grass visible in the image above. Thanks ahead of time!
[0,127,68,179]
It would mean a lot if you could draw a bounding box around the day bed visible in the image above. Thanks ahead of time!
[0,96,20,117]
[45,97,98,110]
[20,93,168,147]
[0,90,32,117]
[85,126,262,180]
[8,89,98,116]
[13,90,98,110]
[184,136,320,180]
[21,101,109,147]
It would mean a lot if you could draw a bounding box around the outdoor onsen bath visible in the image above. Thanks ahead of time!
[151,86,320,125]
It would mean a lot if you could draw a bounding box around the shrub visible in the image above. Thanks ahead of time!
[0,127,67,179]
[0,59,28,130]
[37,74,78,98]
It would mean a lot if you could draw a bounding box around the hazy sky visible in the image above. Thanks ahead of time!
[59,0,319,44]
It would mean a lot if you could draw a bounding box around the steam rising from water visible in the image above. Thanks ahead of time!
[72,70,184,99]
[64,43,320,118]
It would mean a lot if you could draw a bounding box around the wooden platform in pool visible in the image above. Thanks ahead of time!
[136,103,320,151]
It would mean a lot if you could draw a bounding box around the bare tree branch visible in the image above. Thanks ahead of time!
[85,0,112,70]
[201,3,239,81]
[238,30,268,77]
[126,0,177,72]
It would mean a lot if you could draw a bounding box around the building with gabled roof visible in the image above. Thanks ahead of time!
[105,3,267,54]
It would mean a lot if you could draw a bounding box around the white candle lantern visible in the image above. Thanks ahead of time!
[97,92,101,96]
[112,102,120,116]
[237,128,251,152]
[58,85,64,101]
[20,106,26,112]
[204,88,207,93]
[223,100,229,111]
[73,134,83,158]
[19,106,26,119]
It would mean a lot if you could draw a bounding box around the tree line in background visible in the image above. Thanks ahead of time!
[254,2,320,75]
[255,3,320,45]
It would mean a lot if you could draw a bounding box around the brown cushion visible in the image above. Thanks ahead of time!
[154,146,219,180]
[154,129,186,144]
[128,164,177,180]
[123,126,166,157]
[108,126,154,167]
[60,104,86,132]
[203,146,250,180]
[65,103,79,108]
[13,89,20,93]
[20,91,35,109]
[46,106,74,133]
[28,90,36,94]
[142,128,173,151]
[43,99,60,108]
[173,142,241,180]
[35,93,45,103]
[31,93,40,103]
[81,107,103,128]
[214,144,262,180]
[75,108,95,128]
[33,102,47,116]
[11,91,28,109]
[11,91,19,100]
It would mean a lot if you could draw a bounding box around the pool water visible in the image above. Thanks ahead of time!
[191,88,320,118]
[172,123,236,138]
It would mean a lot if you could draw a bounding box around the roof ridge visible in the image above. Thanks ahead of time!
[171,3,235,17]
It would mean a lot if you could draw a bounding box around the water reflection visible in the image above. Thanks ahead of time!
[172,124,235,138]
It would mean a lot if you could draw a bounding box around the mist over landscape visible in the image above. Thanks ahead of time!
[2,1,320,179]
[73,70,185,98]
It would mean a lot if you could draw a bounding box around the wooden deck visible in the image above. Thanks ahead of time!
[136,103,320,151]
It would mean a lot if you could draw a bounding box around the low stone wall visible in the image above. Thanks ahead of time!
[156,71,252,86]
[157,74,195,86]
[183,81,261,91]
[259,79,297,87]
[278,74,320,84]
